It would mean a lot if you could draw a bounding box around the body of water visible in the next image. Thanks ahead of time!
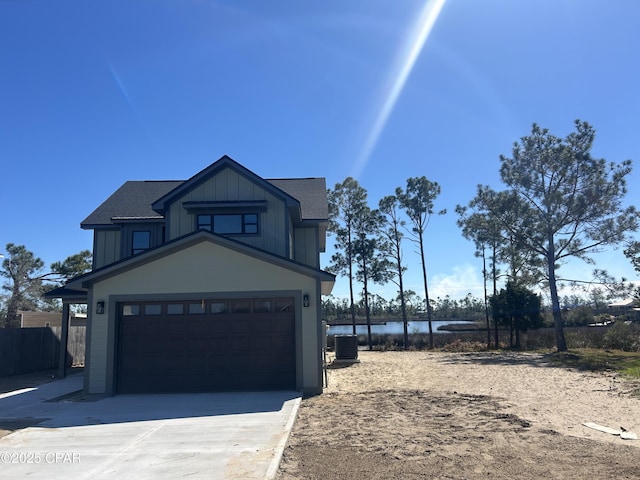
[328,320,473,336]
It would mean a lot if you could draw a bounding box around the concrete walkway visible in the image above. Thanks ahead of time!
[0,373,301,479]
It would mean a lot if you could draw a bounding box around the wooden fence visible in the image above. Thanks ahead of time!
[0,326,86,377]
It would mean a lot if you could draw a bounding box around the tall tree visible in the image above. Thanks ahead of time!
[1,244,47,328]
[327,178,368,333]
[624,241,640,275]
[379,194,410,349]
[401,290,422,317]
[352,206,391,350]
[50,249,92,284]
[397,177,445,349]
[1,246,94,327]
[486,121,639,351]
[456,206,501,348]
[490,282,542,349]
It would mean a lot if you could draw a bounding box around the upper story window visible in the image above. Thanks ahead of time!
[197,213,259,235]
[132,231,151,255]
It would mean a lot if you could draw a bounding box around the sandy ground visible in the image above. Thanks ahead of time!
[277,351,640,480]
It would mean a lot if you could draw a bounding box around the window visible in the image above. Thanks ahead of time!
[197,214,259,235]
[122,305,140,316]
[232,301,251,313]
[188,303,206,314]
[132,231,151,255]
[210,302,227,314]
[167,304,184,315]
[253,301,272,313]
[144,304,162,315]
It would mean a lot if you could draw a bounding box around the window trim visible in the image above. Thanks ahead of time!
[196,213,260,235]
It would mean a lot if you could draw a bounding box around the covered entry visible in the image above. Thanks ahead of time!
[116,297,296,393]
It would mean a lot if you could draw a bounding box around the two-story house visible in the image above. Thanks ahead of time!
[49,156,335,396]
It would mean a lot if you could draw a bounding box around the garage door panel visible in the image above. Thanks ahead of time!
[117,297,295,393]
[209,319,231,334]
[253,320,274,333]
[273,317,294,332]
[186,317,212,333]
[230,318,252,333]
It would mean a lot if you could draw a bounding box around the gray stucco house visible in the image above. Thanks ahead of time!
[49,155,335,396]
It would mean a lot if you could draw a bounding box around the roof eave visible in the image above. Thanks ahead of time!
[77,230,335,289]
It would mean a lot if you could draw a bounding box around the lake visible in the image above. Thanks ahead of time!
[328,320,474,336]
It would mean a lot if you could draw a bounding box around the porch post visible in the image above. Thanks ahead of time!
[58,302,70,378]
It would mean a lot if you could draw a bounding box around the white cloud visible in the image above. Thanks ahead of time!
[429,264,484,300]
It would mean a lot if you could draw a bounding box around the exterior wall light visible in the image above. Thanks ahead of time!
[96,301,105,314]
[303,294,310,308]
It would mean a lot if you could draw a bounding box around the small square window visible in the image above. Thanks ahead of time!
[188,303,206,314]
[197,215,213,231]
[244,214,258,234]
[253,301,272,313]
[123,305,140,316]
[210,302,227,314]
[132,231,151,255]
[167,304,184,315]
[232,301,251,313]
[144,304,162,315]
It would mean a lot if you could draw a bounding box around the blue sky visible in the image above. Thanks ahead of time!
[1,0,639,303]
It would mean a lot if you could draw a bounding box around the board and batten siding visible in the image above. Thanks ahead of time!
[87,240,322,395]
[167,168,288,257]
[294,227,319,268]
[93,230,121,269]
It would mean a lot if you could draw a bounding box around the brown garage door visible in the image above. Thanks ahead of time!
[116,297,295,393]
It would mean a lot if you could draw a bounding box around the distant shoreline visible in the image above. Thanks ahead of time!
[326,318,485,331]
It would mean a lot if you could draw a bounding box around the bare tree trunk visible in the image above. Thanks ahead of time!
[509,316,514,348]
[5,282,22,328]
[547,237,567,351]
[347,233,357,335]
[419,234,434,349]
[363,261,373,351]
[492,243,499,348]
[395,239,409,350]
[482,246,491,349]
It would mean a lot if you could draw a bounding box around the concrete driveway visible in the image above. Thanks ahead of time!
[0,373,301,479]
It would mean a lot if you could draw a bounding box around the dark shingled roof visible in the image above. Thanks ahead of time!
[268,178,328,220]
[81,181,183,228]
[81,177,328,228]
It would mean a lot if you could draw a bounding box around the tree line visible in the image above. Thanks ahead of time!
[0,244,92,328]
[322,292,487,322]
[327,121,640,352]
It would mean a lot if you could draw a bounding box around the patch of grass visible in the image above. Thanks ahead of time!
[621,363,640,378]
[548,349,640,378]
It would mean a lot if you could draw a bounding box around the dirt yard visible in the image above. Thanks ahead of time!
[277,351,640,480]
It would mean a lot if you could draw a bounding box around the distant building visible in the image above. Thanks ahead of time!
[18,311,87,328]
[607,299,638,315]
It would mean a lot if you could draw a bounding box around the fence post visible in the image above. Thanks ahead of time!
[58,303,70,378]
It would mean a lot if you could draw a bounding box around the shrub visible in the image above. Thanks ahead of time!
[603,322,640,352]
[440,339,487,352]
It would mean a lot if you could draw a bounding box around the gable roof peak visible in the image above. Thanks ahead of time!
[151,155,300,214]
